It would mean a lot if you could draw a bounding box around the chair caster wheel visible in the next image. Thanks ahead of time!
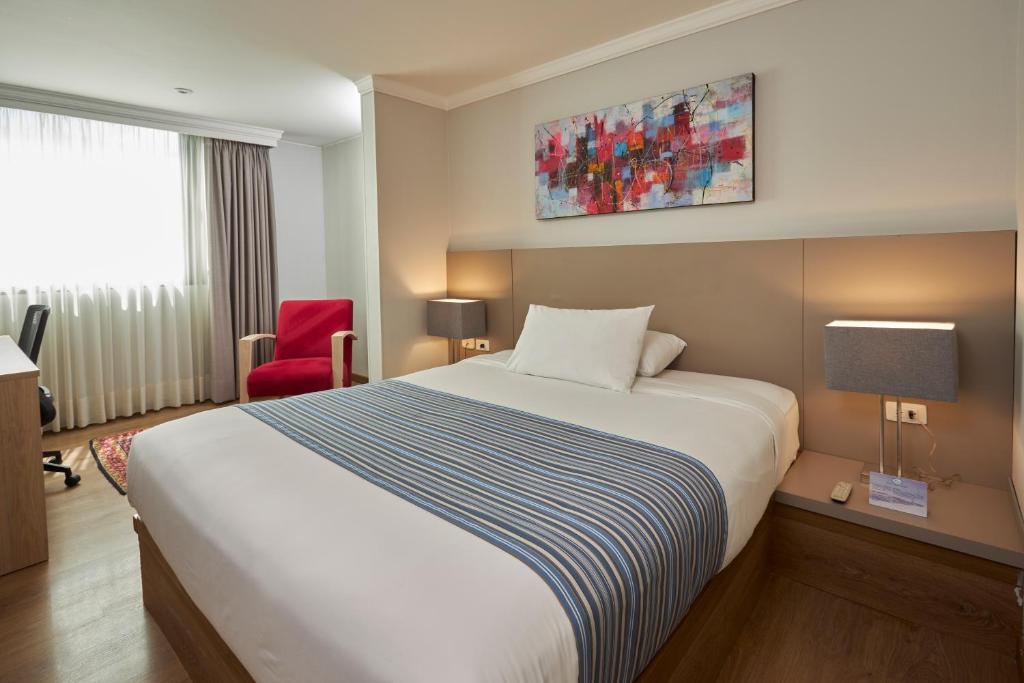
[64,474,81,487]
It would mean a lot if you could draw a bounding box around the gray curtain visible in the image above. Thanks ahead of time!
[207,138,279,403]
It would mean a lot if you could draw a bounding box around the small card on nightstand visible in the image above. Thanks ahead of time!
[868,472,928,518]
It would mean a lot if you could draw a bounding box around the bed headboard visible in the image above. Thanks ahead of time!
[447,230,1015,489]
[512,240,803,398]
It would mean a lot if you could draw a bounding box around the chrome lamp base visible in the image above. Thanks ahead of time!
[859,461,926,485]
[872,393,909,481]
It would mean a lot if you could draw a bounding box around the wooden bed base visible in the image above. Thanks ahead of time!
[135,508,772,683]
[136,503,1024,681]
[636,509,771,682]
[135,516,255,682]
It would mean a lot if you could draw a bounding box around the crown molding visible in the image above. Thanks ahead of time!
[350,0,799,112]
[353,75,447,110]
[354,76,375,95]
[323,132,363,148]
[0,83,283,146]
[444,0,800,109]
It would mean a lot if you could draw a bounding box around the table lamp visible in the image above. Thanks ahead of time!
[427,298,487,364]
[823,321,958,478]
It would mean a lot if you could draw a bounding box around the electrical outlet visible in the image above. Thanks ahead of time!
[461,338,475,349]
[885,401,927,425]
[475,339,490,351]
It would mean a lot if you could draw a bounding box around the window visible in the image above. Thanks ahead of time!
[0,107,210,430]
[0,107,187,290]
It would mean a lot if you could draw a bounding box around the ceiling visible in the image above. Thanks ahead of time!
[0,0,723,145]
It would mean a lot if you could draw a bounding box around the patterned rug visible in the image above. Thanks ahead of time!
[89,429,142,495]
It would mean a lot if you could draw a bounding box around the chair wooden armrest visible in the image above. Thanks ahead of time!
[331,330,358,388]
[238,334,276,403]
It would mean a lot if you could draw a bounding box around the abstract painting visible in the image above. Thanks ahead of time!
[535,73,754,219]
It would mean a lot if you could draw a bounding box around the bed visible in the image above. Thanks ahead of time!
[128,351,798,682]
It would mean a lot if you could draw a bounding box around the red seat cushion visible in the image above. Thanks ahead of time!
[246,358,333,398]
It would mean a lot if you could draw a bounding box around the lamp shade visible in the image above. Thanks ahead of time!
[824,321,958,402]
[427,299,486,339]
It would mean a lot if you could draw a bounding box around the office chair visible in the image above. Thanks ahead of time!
[18,304,80,487]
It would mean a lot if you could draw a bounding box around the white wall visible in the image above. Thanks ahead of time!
[323,136,369,376]
[354,0,1019,385]
[1012,0,1024,519]
[446,0,1018,251]
[360,90,384,381]
[269,141,327,299]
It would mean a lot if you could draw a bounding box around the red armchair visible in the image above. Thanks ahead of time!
[238,299,357,403]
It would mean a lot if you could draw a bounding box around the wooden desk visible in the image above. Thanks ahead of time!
[0,335,47,575]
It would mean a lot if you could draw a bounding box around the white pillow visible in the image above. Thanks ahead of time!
[637,331,688,377]
[506,304,654,392]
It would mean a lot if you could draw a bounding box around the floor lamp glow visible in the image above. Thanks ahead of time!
[427,299,486,364]
[823,321,958,478]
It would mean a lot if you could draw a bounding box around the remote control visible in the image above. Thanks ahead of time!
[830,481,853,503]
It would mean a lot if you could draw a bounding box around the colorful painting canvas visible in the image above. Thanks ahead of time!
[535,73,754,219]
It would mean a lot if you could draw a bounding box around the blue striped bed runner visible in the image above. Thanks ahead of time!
[239,380,727,683]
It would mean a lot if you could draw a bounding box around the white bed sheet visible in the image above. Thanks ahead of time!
[128,352,798,683]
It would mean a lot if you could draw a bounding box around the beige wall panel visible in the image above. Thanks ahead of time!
[803,231,1016,488]
[372,93,450,378]
[449,230,1016,489]
[446,250,514,352]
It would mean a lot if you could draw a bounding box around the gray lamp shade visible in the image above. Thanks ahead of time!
[427,299,486,339]
[824,321,958,402]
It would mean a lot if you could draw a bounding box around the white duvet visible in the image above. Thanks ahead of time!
[128,352,798,683]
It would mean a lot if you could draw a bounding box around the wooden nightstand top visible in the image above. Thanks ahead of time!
[776,450,1024,568]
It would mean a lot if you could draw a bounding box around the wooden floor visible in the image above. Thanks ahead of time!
[0,404,1017,682]
[0,406,209,683]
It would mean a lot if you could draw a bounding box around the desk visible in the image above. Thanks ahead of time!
[0,335,47,575]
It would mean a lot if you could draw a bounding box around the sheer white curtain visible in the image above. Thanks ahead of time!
[0,108,211,430]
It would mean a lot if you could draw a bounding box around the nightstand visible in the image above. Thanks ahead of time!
[772,450,1024,659]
